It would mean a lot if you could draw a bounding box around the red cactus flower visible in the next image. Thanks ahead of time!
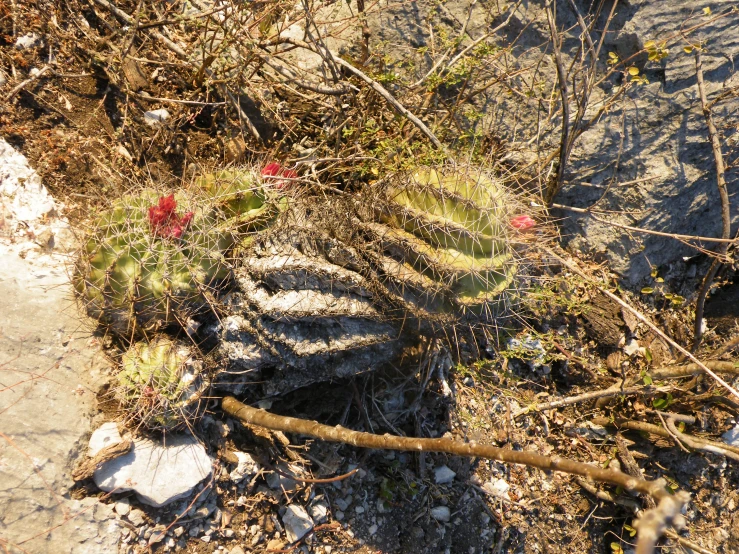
[148,195,194,239]
[510,214,536,231]
[261,162,298,189]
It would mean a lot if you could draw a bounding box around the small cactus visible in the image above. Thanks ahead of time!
[366,166,518,321]
[74,170,276,336]
[117,337,208,430]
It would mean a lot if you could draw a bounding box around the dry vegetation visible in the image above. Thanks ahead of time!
[3,0,739,553]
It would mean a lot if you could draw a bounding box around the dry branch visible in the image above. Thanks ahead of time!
[222,396,688,553]
[693,48,732,351]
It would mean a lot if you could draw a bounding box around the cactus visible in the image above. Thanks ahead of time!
[116,337,208,430]
[73,170,276,336]
[365,166,518,320]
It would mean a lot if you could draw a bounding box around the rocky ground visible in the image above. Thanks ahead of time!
[3,1,739,554]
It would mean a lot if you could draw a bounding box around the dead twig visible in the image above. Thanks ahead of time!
[223,397,689,554]
[692,48,732,351]
[6,65,52,101]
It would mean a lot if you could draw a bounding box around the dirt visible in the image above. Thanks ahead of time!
[3,1,739,554]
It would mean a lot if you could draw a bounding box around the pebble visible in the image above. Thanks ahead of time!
[355,506,365,514]
[114,498,131,517]
[229,451,260,483]
[434,465,456,485]
[309,500,329,524]
[15,32,43,50]
[430,506,451,523]
[127,509,146,527]
[335,511,344,521]
[368,524,378,535]
[144,109,170,126]
[282,504,314,543]
[335,496,351,511]
[88,422,123,457]
[174,526,184,537]
[266,539,285,551]
[230,547,246,554]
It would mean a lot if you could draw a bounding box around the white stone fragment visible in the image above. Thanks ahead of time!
[94,434,213,507]
[114,498,131,517]
[88,422,123,457]
[434,465,456,485]
[15,32,43,50]
[229,451,260,483]
[144,109,170,126]
[282,504,314,543]
[722,424,739,446]
[483,478,511,501]
[430,506,451,522]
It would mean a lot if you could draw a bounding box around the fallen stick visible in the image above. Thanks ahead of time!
[222,396,689,554]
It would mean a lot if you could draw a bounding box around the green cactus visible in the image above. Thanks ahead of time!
[369,167,517,317]
[117,337,208,430]
[74,170,276,336]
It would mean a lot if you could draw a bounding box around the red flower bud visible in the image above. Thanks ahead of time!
[148,196,194,239]
[510,214,536,231]
[261,161,298,189]
[261,162,282,177]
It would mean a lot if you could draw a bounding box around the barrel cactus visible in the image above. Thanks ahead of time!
[116,337,208,430]
[362,166,519,324]
[73,170,277,337]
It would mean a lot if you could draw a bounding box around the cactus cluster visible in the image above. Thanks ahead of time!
[73,171,275,337]
[363,166,518,324]
[117,337,208,431]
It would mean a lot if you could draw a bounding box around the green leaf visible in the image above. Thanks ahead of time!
[703,6,712,16]
[641,287,654,294]
[644,348,653,363]
[650,267,658,278]
[655,277,664,283]
[644,40,655,49]
[624,524,637,538]
[610,542,624,554]
[609,51,619,59]
[628,66,640,76]
[653,397,667,409]
[684,45,694,53]
[643,373,653,386]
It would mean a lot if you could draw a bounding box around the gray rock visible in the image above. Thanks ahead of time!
[282,504,314,543]
[88,422,123,456]
[309,499,329,524]
[434,465,456,485]
[0,138,119,553]
[143,108,170,126]
[430,506,451,523]
[94,434,213,507]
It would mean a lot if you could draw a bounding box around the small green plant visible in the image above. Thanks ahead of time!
[116,337,209,430]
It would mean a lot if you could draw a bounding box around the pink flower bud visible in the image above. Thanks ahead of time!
[510,214,536,231]
[261,162,282,177]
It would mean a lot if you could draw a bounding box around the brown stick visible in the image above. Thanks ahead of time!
[222,396,688,554]
[693,48,732,351]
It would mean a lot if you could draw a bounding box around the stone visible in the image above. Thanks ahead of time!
[483,478,511,501]
[127,509,146,527]
[0,138,119,553]
[94,434,213,507]
[230,547,246,554]
[89,422,123,457]
[114,498,131,517]
[15,32,43,50]
[430,506,451,523]
[309,500,329,524]
[144,108,170,126]
[434,465,456,485]
[229,451,260,483]
[282,505,314,543]
[722,424,739,446]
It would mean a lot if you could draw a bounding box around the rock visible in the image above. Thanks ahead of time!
[230,547,246,554]
[309,499,329,524]
[483,478,511,501]
[148,525,166,546]
[144,108,170,126]
[94,434,213,507]
[723,424,739,446]
[267,539,285,551]
[229,451,260,483]
[282,504,314,543]
[88,422,123,457]
[430,506,451,522]
[434,465,456,485]
[114,498,131,517]
[0,138,119,553]
[15,32,43,49]
[127,508,146,527]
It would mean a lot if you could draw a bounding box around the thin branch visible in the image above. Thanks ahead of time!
[693,48,732,351]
